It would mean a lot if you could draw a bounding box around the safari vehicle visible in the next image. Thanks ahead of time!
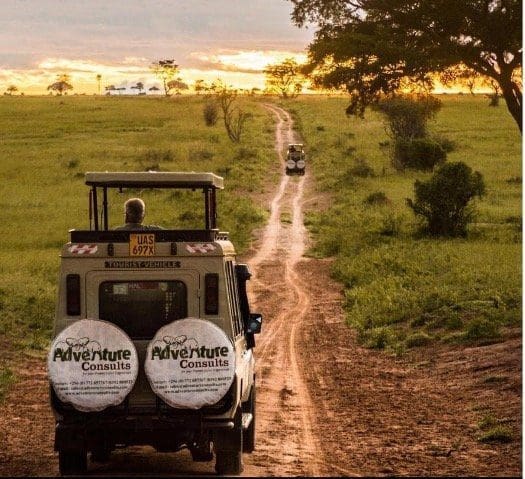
[49,172,262,476]
[285,143,306,176]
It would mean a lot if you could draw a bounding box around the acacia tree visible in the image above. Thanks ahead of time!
[6,85,18,95]
[167,78,189,95]
[131,81,144,94]
[290,0,522,132]
[150,59,179,96]
[263,58,305,98]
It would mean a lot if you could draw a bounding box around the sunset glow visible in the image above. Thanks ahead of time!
[1,50,310,95]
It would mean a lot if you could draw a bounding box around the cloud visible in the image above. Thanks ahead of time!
[190,50,308,74]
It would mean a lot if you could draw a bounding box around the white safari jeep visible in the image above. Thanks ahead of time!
[285,143,306,176]
[48,172,262,475]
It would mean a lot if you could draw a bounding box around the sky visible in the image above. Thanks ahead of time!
[0,0,314,94]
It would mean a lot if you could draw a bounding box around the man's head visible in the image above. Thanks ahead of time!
[124,198,145,224]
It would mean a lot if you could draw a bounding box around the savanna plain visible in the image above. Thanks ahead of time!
[0,94,521,476]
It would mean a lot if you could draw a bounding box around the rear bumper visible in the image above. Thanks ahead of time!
[55,414,234,451]
[50,381,237,451]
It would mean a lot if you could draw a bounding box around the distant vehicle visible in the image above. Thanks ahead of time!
[285,143,306,176]
[48,172,262,476]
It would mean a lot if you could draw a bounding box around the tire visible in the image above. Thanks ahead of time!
[214,408,244,475]
[59,449,87,475]
[242,385,256,453]
[215,449,243,475]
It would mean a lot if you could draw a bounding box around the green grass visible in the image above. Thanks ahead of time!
[477,414,513,444]
[0,367,15,403]
[0,95,278,349]
[286,94,521,352]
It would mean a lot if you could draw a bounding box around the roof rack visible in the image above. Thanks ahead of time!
[84,171,224,231]
[85,171,224,189]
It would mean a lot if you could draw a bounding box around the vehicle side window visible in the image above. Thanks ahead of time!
[99,280,187,340]
[225,261,243,337]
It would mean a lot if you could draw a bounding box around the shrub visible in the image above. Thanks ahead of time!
[364,191,389,205]
[464,318,501,342]
[188,149,214,161]
[375,95,442,140]
[406,161,486,236]
[203,100,218,126]
[405,331,432,348]
[349,158,375,177]
[393,138,446,170]
[478,426,513,443]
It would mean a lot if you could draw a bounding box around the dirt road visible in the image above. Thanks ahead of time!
[0,103,521,477]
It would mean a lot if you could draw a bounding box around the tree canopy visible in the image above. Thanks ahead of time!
[150,59,179,96]
[264,58,305,98]
[290,0,522,131]
[47,81,73,95]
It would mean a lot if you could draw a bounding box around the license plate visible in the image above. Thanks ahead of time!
[129,233,155,256]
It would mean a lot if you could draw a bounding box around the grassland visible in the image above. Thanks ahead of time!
[0,95,278,350]
[286,94,521,352]
[0,93,521,359]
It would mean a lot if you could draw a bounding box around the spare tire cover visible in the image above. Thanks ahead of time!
[145,317,236,409]
[296,160,306,169]
[47,319,138,412]
[286,159,296,169]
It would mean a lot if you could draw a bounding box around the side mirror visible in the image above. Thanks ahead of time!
[246,313,262,334]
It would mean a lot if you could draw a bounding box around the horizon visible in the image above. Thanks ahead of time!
[0,0,312,94]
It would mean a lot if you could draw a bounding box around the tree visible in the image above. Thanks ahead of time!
[213,82,251,142]
[47,81,73,95]
[47,74,73,96]
[96,74,102,95]
[150,59,179,96]
[167,78,189,95]
[194,79,206,94]
[131,82,144,94]
[290,0,522,132]
[263,58,305,98]
[5,85,18,95]
[148,85,160,94]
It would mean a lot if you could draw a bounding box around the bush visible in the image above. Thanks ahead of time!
[203,100,218,126]
[406,161,485,236]
[393,138,446,170]
[349,158,375,177]
[364,191,389,205]
[405,331,432,348]
[375,95,442,140]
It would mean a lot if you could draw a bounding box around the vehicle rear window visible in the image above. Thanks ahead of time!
[99,281,187,340]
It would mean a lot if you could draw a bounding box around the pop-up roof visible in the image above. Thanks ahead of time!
[83,171,224,231]
[85,171,224,189]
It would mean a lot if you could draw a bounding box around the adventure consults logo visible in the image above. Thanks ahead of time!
[52,336,133,371]
[151,335,230,369]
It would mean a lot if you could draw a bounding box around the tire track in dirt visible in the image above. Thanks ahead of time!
[242,104,323,476]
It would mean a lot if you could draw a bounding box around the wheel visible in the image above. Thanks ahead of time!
[59,449,87,475]
[214,408,244,475]
[215,449,243,475]
[242,385,256,453]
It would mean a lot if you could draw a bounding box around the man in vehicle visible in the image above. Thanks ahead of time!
[115,197,163,230]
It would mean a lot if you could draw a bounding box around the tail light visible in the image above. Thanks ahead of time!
[205,273,219,315]
[66,274,81,316]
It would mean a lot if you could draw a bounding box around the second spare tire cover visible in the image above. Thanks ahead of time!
[145,317,236,409]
